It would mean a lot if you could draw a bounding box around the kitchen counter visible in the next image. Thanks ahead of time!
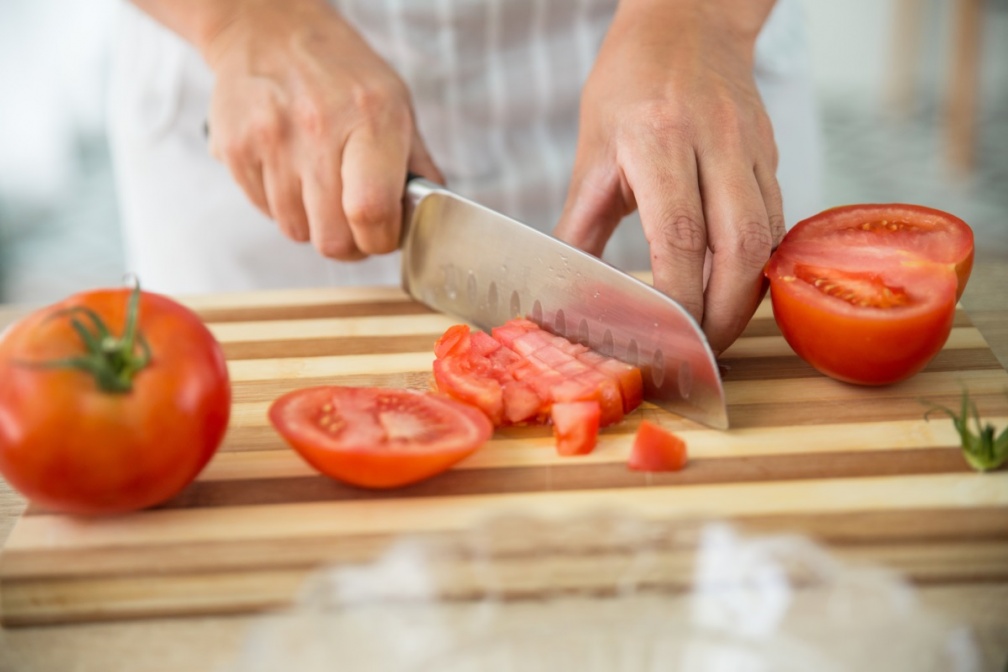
[1,261,1006,671]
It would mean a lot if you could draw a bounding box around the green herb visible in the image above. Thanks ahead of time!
[924,389,1008,472]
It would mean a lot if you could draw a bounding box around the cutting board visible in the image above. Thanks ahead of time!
[1,285,1006,626]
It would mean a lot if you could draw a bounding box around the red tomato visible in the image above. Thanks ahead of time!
[269,386,492,489]
[765,204,974,386]
[627,421,688,472]
[0,286,231,515]
[551,401,600,456]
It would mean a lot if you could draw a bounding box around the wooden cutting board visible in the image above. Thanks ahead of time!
[1,285,1006,626]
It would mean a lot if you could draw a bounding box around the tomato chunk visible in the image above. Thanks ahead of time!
[551,401,600,456]
[269,386,492,489]
[628,421,687,472]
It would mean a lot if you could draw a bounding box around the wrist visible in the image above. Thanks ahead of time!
[611,0,774,67]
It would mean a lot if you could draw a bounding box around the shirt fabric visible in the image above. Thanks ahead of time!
[107,0,823,295]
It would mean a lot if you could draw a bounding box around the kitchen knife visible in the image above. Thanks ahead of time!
[401,177,728,430]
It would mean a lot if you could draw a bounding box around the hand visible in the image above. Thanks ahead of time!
[553,0,784,354]
[201,0,442,259]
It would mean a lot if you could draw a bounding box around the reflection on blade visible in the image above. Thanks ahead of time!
[401,179,728,430]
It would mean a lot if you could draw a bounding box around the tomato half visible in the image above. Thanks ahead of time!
[0,286,231,515]
[627,421,688,472]
[269,386,492,489]
[765,204,973,386]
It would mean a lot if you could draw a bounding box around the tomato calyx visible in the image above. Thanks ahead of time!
[18,283,151,393]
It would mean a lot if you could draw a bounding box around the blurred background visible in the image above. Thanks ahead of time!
[0,0,1006,305]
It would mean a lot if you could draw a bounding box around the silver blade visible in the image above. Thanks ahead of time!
[401,178,728,429]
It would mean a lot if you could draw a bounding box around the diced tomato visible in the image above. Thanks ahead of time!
[628,421,688,472]
[502,381,545,424]
[433,320,644,446]
[551,401,600,456]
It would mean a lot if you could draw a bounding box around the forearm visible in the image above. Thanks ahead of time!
[128,0,332,61]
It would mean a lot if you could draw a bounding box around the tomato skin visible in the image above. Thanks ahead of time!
[0,288,231,515]
[628,421,687,472]
[765,204,973,386]
[768,260,957,385]
[269,386,492,489]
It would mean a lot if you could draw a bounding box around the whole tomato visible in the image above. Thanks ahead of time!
[0,284,231,514]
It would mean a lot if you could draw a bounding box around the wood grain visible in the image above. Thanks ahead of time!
[1,278,1007,628]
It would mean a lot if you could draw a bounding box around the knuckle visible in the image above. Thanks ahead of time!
[652,212,707,257]
[728,218,775,268]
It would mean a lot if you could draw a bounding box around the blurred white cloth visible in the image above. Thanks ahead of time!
[107,0,823,295]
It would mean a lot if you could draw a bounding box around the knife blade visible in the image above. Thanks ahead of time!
[400,177,728,430]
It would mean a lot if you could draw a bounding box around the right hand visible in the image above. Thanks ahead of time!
[203,0,442,259]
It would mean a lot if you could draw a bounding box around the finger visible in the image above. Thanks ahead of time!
[301,148,365,261]
[756,162,786,250]
[553,157,628,258]
[232,160,271,219]
[340,122,411,255]
[262,160,310,243]
[208,120,272,219]
[700,164,775,354]
[407,128,445,185]
[627,145,707,325]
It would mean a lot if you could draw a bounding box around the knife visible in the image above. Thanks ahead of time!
[401,177,728,430]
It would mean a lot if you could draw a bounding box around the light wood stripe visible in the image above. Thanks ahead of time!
[8,472,1008,551]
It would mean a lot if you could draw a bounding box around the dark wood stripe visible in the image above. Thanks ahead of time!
[728,391,1008,429]
[720,347,1004,382]
[196,300,434,324]
[141,447,971,510]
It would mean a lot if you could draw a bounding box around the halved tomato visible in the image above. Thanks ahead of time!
[627,421,688,472]
[268,386,492,489]
[765,204,973,386]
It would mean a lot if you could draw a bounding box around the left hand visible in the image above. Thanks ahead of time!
[553,0,784,355]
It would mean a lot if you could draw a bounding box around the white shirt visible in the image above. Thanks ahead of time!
[107,0,822,295]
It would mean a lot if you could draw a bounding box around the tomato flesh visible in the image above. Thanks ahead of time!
[551,401,601,456]
[628,421,688,472]
[765,204,973,386]
[269,386,492,489]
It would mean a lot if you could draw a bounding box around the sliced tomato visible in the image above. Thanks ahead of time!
[765,204,973,386]
[434,324,471,359]
[551,401,600,456]
[432,356,504,425]
[269,386,492,489]
[627,421,687,472]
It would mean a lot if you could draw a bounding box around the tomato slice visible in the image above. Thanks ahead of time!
[627,421,687,472]
[432,356,505,425]
[269,386,492,489]
[551,401,600,456]
[765,204,972,386]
